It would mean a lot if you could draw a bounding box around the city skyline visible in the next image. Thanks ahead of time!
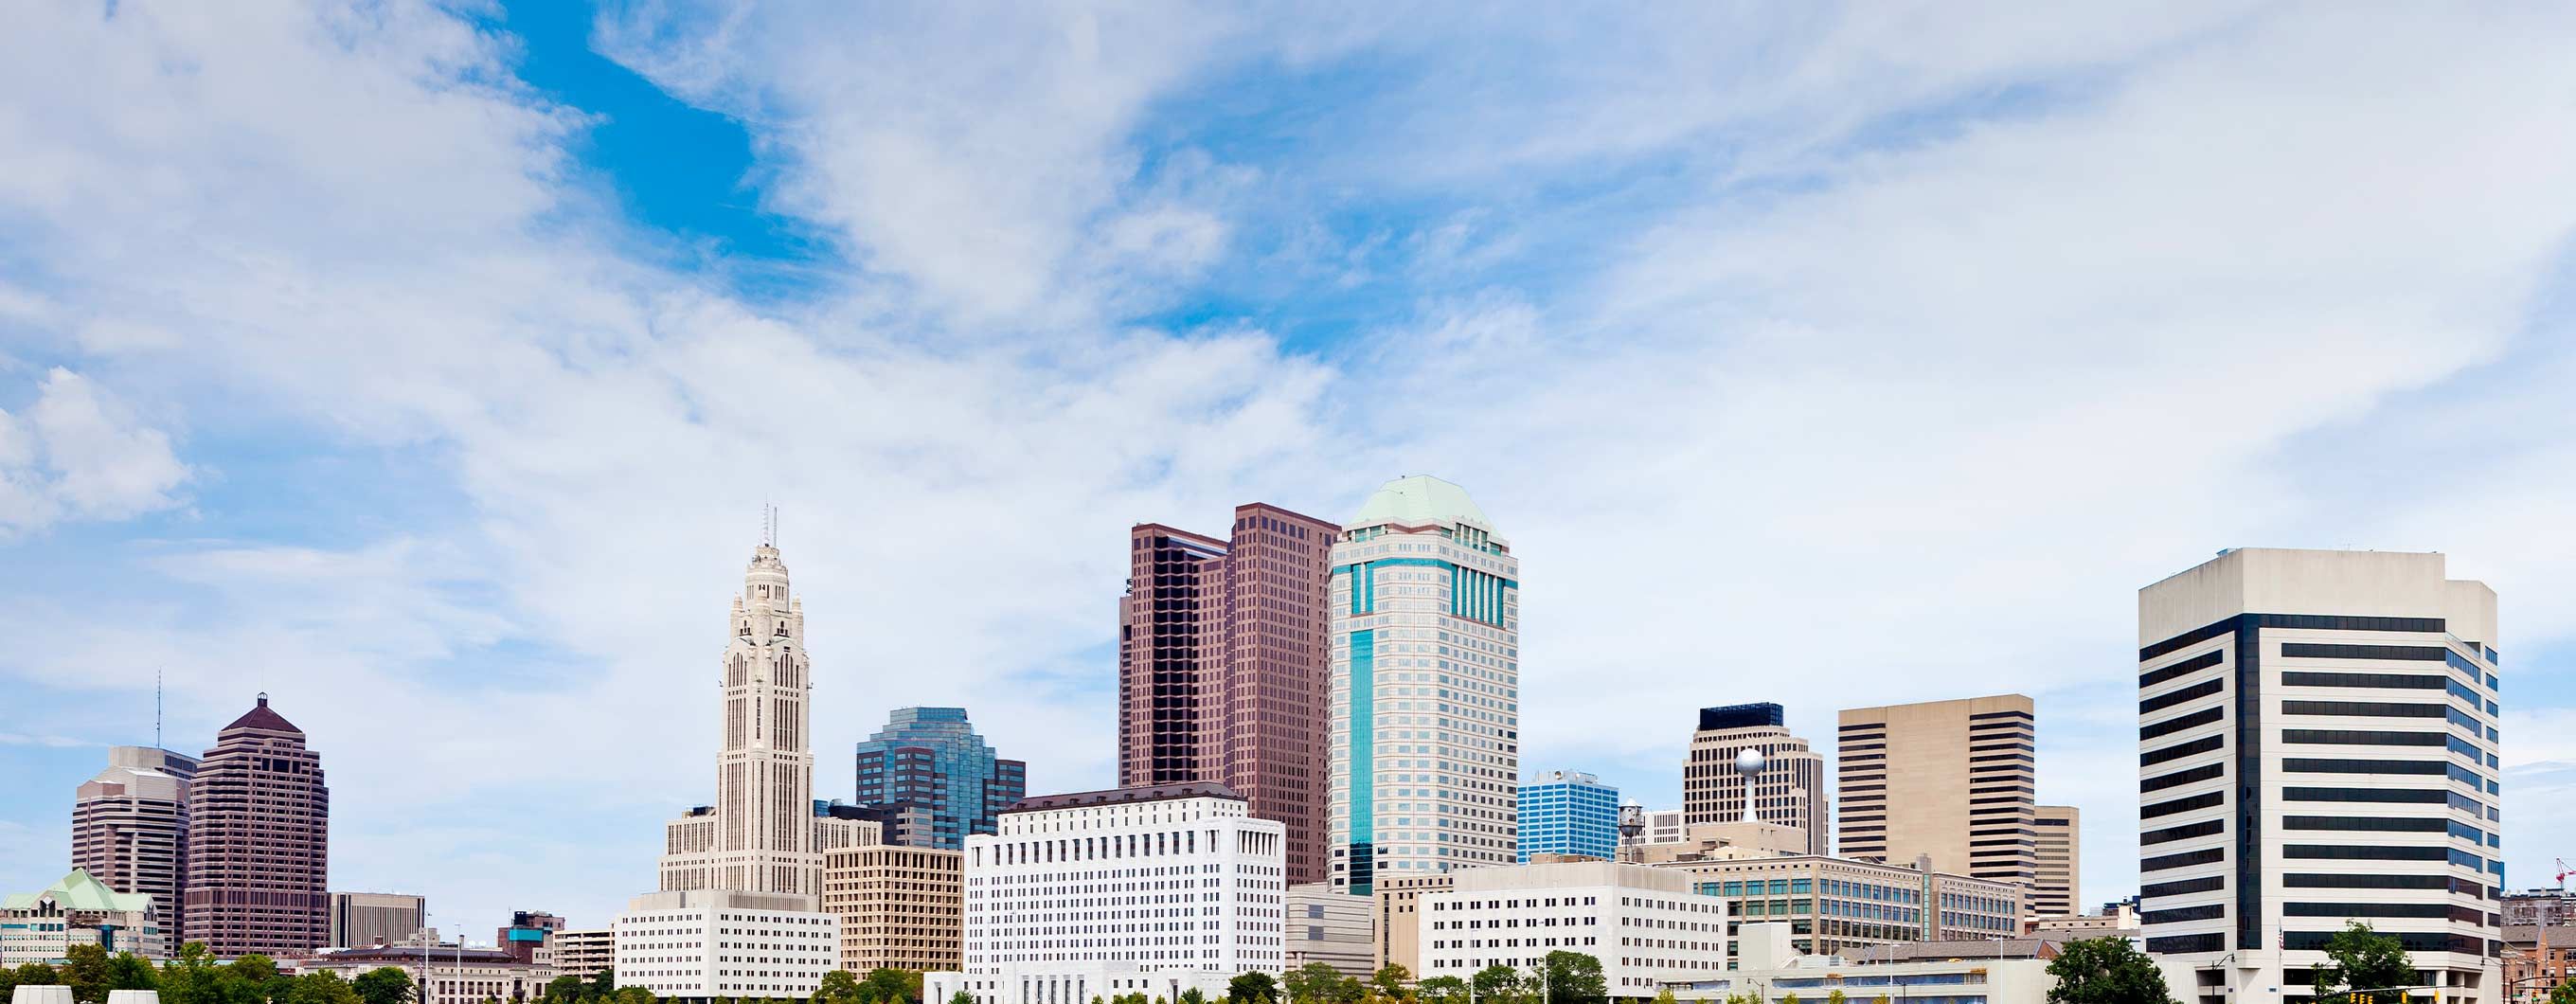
[7,0,2576,954]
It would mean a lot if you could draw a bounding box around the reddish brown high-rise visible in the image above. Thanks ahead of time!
[185,694,329,958]
[1119,503,1337,884]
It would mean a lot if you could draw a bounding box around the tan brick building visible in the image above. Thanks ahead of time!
[823,846,963,972]
[1371,873,1452,977]
[1835,694,2037,889]
[2032,804,2079,918]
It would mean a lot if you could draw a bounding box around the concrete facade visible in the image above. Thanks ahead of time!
[1686,706,1830,857]
[615,889,839,1001]
[549,929,613,980]
[327,892,425,949]
[1835,694,2038,891]
[1422,859,1726,995]
[1646,852,2023,960]
[2031,805,2079,919]
[931,963,1235,1004]
[1370,873,1451,977]
[186,695,329,958]
[71,747,196,949]
[1118,504,1339,886]
[659,541,840,899]
[955,784,1286,975]
[1327,476,1521,895]
[1663,923,2056,1004]
[2136,548,2503,1004]
[1285,883,1374,978]
[822,844,963,973]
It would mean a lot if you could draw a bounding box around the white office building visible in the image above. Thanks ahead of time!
[1663,923,2056,1004]
[1328,475,1521,895]
[2138,548,2503,1004]
[929,783,1286,1004]
[614,889,839,1001]
[1421,859,1726,995]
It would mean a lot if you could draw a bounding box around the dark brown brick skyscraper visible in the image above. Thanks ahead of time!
[185,694,329,957]
[1119,502,1336,884]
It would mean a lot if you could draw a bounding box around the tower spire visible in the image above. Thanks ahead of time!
[762,502,778,547]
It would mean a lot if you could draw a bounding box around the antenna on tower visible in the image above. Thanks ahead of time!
[155,669,163,750]
[762,502,776,547]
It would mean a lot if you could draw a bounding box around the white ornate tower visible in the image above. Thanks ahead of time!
[659,528,835,900]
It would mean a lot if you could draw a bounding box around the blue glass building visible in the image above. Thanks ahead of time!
[853,707,1026,849]
[1517,769,1620,862]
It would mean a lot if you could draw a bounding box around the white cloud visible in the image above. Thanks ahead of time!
[0,368,190,535]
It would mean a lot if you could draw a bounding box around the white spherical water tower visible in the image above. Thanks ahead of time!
[1735,746,1765,824]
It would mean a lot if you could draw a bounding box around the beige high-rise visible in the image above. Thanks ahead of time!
[1834,694,2036,889]
[2031,805,2078,918]
[823,845,963,972]
[660,537,870,901]
[1683,703,1828,856]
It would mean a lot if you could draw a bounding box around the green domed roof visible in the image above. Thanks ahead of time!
[1350,475,1493,529]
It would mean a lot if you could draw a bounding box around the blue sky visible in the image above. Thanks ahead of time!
[5,1,2576,937]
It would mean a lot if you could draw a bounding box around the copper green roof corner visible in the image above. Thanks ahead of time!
[1348,475,1494,531]
[5,868,155,913]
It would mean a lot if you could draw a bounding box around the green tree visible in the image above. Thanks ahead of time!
[1469,967,1522,1004]
[2549,981,2576,1004]
[1287,964,1350,1004]
[1369,967,1412,1002]
[62,944,116,1004]
[2314,922,2416,1001]
[613,987,653,1004]
[1537,953,1605,1004]
[817,972,864,1004]
[107,955,160,996]
[1782,995,1799,1004]
[286,972,361,1004]
[220,956,281,1004]
[351,969,412,1004]
[2048,937,2180,1004]
[1415,977,1466,1004]
[948,992,975,1004]
[1825,992,1845,1004]
[18,963,64,986]
[1180,990,1208,1004]
[857,970,920,1004]
[1651,990,1676,1004]
[1229,972,1280,1004]
[548,977,589,1004]
[157,943,221,1004]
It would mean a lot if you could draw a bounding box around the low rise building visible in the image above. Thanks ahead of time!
[824,844,964,973]
[2505,892,2576,928]
[2027,905,2138,946]
[1649,852,2023,961]
[2504,926,2576,1004]
[549,929,613,981]
[297,944,552,1004]
[1422,859,1727,996]
[1664,923,2057,1004]
[3,870,165,964]
[929,783,1286,1004]
[614,889,839,1001]
[1285,884,1372,978]
[1372,874,1452,977]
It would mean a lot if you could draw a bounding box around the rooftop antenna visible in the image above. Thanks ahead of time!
[154,669,163,750]
[762,502,777,547]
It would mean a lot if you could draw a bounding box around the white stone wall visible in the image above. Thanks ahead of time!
[963,793,1285,975]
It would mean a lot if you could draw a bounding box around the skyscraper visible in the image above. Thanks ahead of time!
[2031,805,2079,919]
[1118,503,1338,884]
[853,708,1025,850]
[72,746,197,945]
[1516,769,1619,861]
[185,694,329,958]
[1683,703,1830,855]
[1834,694,2037,890]
[2136,547,2500,1003]
[658,538,866,898]
[1326,475,1520,895]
